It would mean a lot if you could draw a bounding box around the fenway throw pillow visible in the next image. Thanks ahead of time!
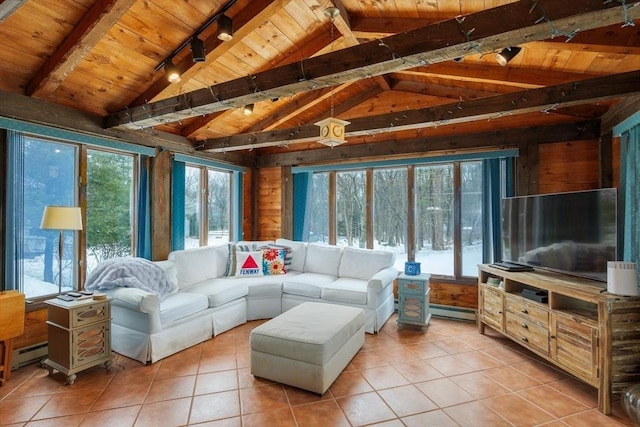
[235,251,264,277]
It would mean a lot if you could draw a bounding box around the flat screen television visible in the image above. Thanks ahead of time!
[501,188,617,283]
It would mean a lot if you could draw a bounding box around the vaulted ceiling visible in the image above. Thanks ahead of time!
[1,0,639,161]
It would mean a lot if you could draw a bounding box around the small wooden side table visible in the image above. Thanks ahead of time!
[397,273,431,329]
[42,297,112,385]
[0,290,26,386]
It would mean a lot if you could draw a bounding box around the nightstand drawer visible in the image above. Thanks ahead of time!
[48,300,109,329]
[398,280,426,294]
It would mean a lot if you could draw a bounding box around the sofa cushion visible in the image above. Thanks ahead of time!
[275,238,307,272]
[262,248,286,275]
[338,247,395,280]
[184,278,249,308]
[303,244,343,276]
[282,272,337,298]
[235,251,264,278]
[168,245,230,288]
[159,292,209,325]
[154,260,178,289]
[322,278,369,305]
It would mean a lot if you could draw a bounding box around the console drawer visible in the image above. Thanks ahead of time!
[505,311,549,355]
[505,294,548,326]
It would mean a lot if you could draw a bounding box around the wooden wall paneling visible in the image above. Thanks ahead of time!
[257,167,281,240]
[599,131,613,188]
[516,141,533,196]
[281,165,293,240]
[150,149,171,260]
[429,281,478,309]
[538,139,600,194]
[13,308,47,351]
[242,170,254,240]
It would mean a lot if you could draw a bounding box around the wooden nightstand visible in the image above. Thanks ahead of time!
[397,273,431,329]
[42,297,112,385]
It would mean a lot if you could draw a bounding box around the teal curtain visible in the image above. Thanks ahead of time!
[620,126,640,289]
[293,172,312,241]
[172,160,186,251]
[136,155,151,259]
[4,131,25,291]
[482,157,515,263]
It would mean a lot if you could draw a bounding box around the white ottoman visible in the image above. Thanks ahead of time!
[250,302,365,394]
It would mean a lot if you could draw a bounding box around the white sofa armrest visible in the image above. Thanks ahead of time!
[367,267,399,292]
[106,287,160,313]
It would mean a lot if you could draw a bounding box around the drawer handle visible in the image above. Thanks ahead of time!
[521,308,528,314]
[521,336,528,342]
[521,323,528,329]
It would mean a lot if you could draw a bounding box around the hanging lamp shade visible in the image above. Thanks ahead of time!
[315,117,350,147]
[164,60,181,83]
[496,46,521,66]
[190,37,206,62]
[217,14,233,41]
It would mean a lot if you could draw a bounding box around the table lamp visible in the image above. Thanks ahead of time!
[40,206,83,295]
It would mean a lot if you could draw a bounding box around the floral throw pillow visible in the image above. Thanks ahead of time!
[262,248,286,275]
[235,251,264,278]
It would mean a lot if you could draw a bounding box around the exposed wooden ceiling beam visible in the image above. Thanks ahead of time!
[196,70,640,152]
[401,62,601,89]
[26,0,137,97]
[257,120,601,167]
[0,89,250,166]
[132,0,289,108]
[601,94,640,134]
[106,0,640,130]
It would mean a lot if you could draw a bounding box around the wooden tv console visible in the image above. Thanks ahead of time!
[477,264,640,414]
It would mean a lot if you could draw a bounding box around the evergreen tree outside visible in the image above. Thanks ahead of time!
[86,150,133,272]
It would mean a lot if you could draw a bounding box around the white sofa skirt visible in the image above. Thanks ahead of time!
[281,283,394,334]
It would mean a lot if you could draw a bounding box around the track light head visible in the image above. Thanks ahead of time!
[190,37,206,62]
[164,60,181,83]
[217,14,233,41]
[496,46,521,66]
[243,103,254,116]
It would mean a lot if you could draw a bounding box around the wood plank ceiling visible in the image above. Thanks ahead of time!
[0,0,639,159]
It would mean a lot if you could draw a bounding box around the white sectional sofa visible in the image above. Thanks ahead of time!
[98,239,398,364]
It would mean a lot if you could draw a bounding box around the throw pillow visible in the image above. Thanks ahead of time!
[262,248,286,275]
[235,251,264,278]
[268,244,292,270]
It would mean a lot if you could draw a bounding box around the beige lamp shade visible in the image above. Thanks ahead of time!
[40,206,83,230]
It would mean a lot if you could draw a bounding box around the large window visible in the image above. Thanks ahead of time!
[302,158,494,278]
[182,164,231,248]
[86,149,135,274]
[14,138,79,298]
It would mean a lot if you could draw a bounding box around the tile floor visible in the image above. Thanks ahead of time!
[0,314,635,426]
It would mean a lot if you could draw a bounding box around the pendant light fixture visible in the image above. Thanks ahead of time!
[496,46,522,66]
[217,14,233,41]
[190,37,206,62]
[315,7,349,148]
[164,60,181,83]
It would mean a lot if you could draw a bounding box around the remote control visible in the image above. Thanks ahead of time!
[56,295,75,301]
[67,292,83,298]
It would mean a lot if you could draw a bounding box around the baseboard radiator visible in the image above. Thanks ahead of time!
[12,342,48,370]
[429,304,477,322]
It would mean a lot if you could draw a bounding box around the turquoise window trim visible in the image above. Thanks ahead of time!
[292,149,518,173]
[613,110,640,137]
[0,117,156,156]
[173,153,246,173]
[231,171,243,241]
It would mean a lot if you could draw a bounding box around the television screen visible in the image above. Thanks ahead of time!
[501,188,617,283]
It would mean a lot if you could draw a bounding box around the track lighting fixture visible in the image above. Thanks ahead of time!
[496,46,521,66]
[243,103,254,116]
[217,14,233,41]
[190,37,206,62]
[164,60,181,83]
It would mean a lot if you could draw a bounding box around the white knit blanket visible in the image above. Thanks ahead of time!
[85,257,177,300]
